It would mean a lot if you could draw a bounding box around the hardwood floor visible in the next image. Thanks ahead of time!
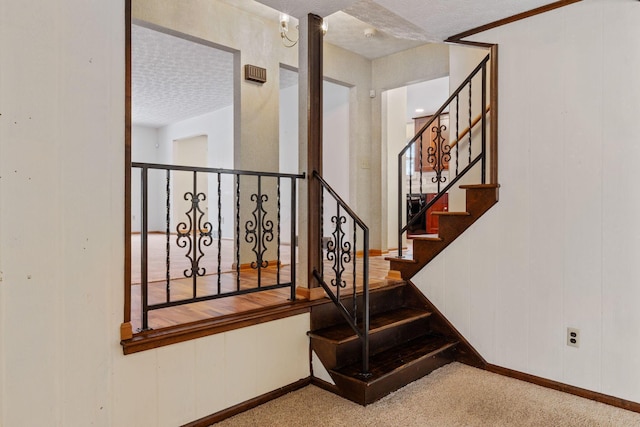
[130,234,397,331]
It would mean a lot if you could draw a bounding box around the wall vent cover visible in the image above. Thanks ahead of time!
[244,64,267,84]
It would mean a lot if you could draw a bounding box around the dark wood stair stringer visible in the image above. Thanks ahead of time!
[389,184,499,279]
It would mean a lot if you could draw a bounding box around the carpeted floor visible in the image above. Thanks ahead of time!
[214,363,640,426]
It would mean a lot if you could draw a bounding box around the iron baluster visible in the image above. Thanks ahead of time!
[455,95,460,176]
[320,185,324,278]
[165,169,171,303]
[217,172,222,294]
[468,81,472,165]
[276,177,281,285]
[141,167,149,331]
[290,177,297,300]
[418,134,423,196]
[409,146,413,199]
[481,64,487,184]
[192,171,197,297]
[235,174,240,291]
[352,218,357,319]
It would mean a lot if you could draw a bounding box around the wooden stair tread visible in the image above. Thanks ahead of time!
[459,183,500,189]
[384,256,417,263]
[333,334,457,382]
[409,236,443,242]
[431,211,470,216]
[309,307,431,343]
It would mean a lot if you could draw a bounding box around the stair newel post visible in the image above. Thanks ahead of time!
[305,14,324,295]
[481,62,487,184]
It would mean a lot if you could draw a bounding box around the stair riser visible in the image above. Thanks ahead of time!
[437,215,475,241]
[412,239,446,263]
[466,187,498,214]
[310,316,432,370]
[330,346,456,405]
[310,284,407,331]
[362,346,455,404]
[391,186,498,280]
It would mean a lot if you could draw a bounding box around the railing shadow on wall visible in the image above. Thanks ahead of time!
[397,54,491,257]
[131,162,304,331]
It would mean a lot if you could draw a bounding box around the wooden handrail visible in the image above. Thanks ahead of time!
[449,105,491,149]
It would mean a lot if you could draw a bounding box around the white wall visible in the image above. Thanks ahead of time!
[406,76,450,121]
[279,83,299,175]
[323,81,351,202]
[158,107,234,237]
[413,0,640,403]
[0,2,310,427]
[383,86,407,250]
[132,107,234,235]
[131,125,163,232]
[0,0,122,424]
[156,107,233,169]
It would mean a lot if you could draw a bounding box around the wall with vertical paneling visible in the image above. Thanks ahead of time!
[413,0,640,403]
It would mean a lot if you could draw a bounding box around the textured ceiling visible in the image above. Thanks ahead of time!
[132,24,233,128]
[133,0,562,127]
[370,0,558,41]
[257,0,358,18]
[324,12,427,59]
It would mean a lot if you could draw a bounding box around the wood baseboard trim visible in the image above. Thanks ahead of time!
[182,377,311,426]
[486,364,640,414]
[446,0,582,41]
[310,376,340,394]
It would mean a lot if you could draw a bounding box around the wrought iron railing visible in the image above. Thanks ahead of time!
[132,162,304,331]
[312,171,370,375]
[398,54,490,257]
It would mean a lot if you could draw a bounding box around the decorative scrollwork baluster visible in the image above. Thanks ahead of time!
[176,174,213,286]
[326,204,352,300]
[427,118,450,190]
[244,177,274,288]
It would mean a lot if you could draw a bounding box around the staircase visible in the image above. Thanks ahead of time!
[310,281,484,405]
[309,53,497,405]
